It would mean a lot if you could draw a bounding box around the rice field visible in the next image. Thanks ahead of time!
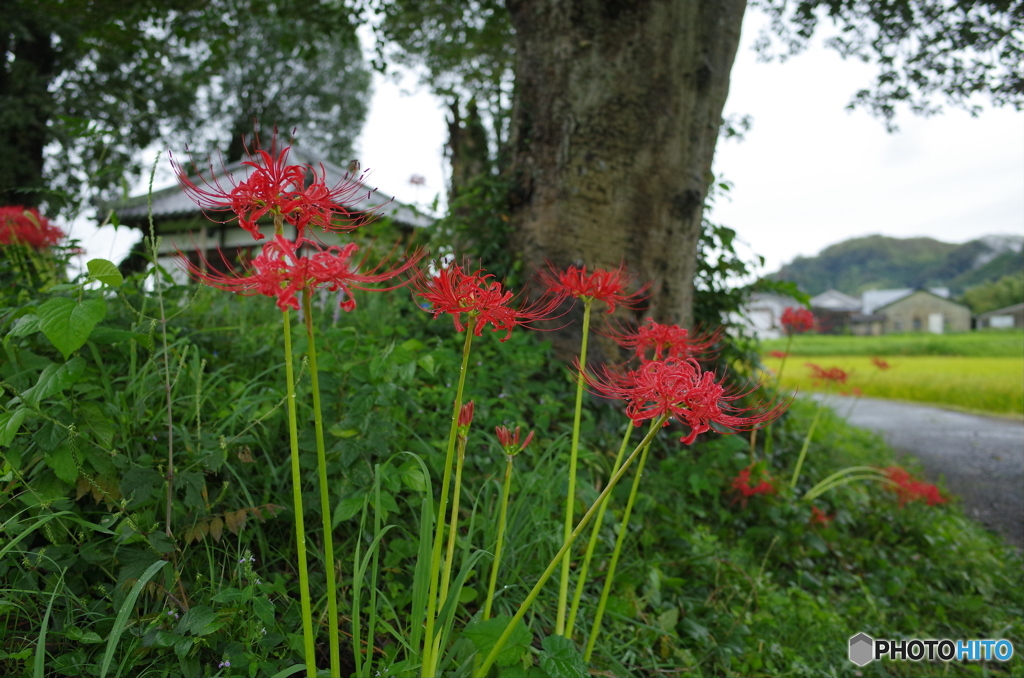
[762,354,1024,417]
[760,328,1024,357]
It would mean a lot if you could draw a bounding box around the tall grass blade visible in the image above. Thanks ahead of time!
[99,560,168,678]
[33,569,66,678]
[402,452,434,659]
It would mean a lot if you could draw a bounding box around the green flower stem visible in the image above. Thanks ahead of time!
[302,290,340,678]
[803,466,892,502]
[565,423,633,638]
[439,430,469,616]
[789,402,823,489]
[764,333,794,459]
[556,299,593,635]
[282,309,317,677]
[473,416,667,678]
[583,426,654,662]
[482,454,515,622]
[422,320,476,677]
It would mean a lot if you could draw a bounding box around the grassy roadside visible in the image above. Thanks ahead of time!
[2,280,1022,677]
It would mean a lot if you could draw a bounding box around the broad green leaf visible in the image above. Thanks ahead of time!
[0,408,29,447]
[8,314,40,338]
[37,297,107,360]
[45,443,79,484]
[78,402,115,447]
[87,259,124,287]
[463,615,532,667]
[538,635,587,678]
[332,494,366,527]
[418,353,436,376]
[253,596,275,626]
[177,605,223,636]
[119,467,163,508]
[211,588,243,604]
[400,463,427,493]
[22,357,86,406]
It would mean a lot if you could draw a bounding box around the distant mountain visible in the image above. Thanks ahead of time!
[774,234,1024,297]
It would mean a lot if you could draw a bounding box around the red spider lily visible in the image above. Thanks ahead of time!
[414,262,564,341]
[458,401,475,428]
[872,356,891,370]
[602,317,720,363]
[731,464,777,499]
[495,425,534,456]
[768,350,789,359]
[180,236,422,312]
[780,307,815,334]
[806,362,848,385]
[839,387,863,397]
[537,262,648,313]
[809,505,834,526]
[171,138,374,240]
[457,401,476,439]
[883,467,947,507]
[0,207,64,249]
[586,359,788,445]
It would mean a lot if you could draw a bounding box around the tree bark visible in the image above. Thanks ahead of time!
[506,0,746,333]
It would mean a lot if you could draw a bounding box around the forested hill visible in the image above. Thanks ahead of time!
[774,234,1024,296]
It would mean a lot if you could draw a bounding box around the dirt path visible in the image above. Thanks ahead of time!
[813,394,1024,549]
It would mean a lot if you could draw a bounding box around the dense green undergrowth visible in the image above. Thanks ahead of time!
[1,273,1021,678]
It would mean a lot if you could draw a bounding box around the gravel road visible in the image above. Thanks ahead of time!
[812,394,1024,549]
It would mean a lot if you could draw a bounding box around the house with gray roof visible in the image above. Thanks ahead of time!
[105,145,432,280]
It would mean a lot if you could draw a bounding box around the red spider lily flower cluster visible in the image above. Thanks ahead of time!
[768,350,789,359]
[839,387,863,397]
[0,207,64,249]
[537,263,648,313]
[415,263,563,341]
[171,140,373,241]
[780,306,815,334]
[495,425,534,456]
[731,465,777,499]
[603,318,720,363]
[587,359,787,445]
[806,362,849,385]
[182,236,421,312]
[884,467,947,507]
[809,505,834,527]
[872,356,891,370]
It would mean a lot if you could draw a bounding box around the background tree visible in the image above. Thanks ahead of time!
[192,8,371,164]
[0,0,370,215]
[369,0,1023,328]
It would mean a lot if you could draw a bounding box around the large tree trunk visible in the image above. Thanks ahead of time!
[506,0,746,338]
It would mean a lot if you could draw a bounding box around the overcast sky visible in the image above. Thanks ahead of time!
[74,9,1024,277]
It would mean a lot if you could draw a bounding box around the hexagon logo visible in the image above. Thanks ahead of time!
[849,632,875,666]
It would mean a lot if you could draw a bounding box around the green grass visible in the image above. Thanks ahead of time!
[763,355,1024,416]
[3,267,1023,677]
[762,329,1024,357]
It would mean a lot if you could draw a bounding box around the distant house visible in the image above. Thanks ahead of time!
[738,292,797,340]
[976,302,1024,329]
[106,145,433,281]
[810,289,860,334]
[874,289,972,333]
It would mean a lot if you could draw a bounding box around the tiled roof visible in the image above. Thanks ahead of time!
[105,145,434,229]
